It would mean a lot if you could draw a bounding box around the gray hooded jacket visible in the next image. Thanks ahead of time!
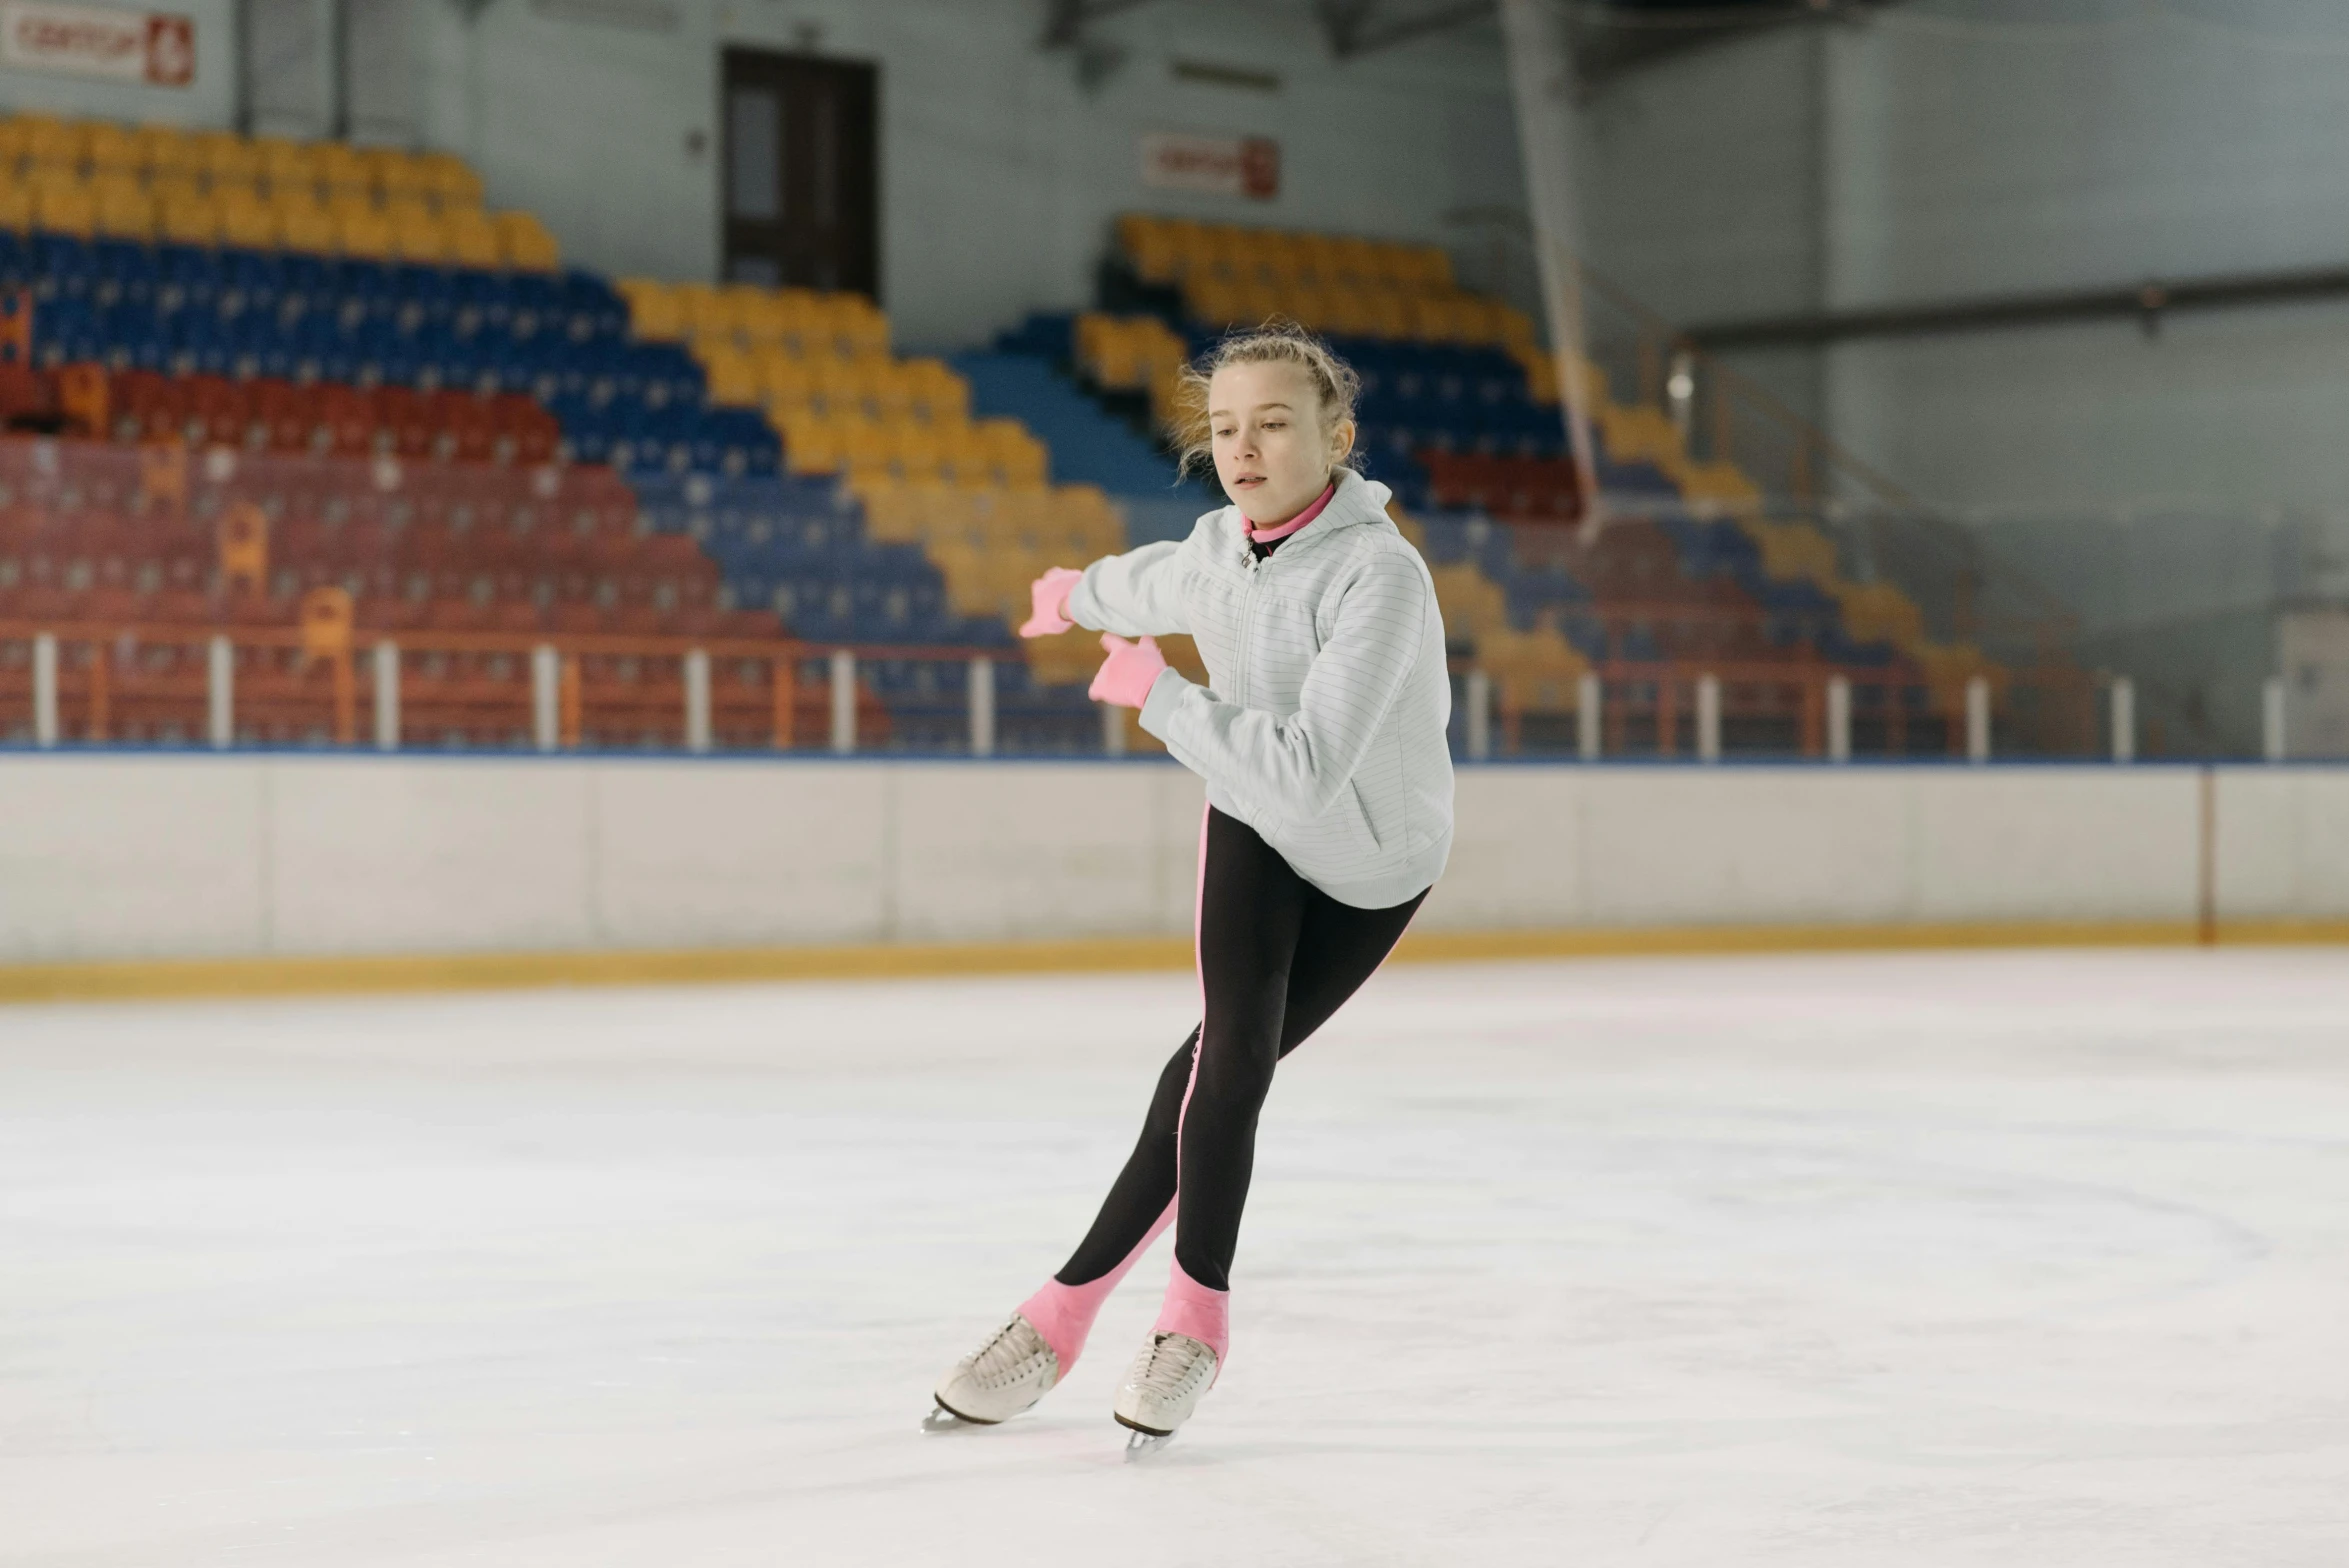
[1066,467,1454,909]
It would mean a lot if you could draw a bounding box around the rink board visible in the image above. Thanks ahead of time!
[1,756,2346,977]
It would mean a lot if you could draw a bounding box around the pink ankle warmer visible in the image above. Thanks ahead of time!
[1152,1258,1230,1368]
[1018,1201,1173,1373]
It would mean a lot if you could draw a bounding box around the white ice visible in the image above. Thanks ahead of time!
[3,949,2347,1566]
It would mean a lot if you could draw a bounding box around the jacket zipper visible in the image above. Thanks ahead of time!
[1234,543,1261,708]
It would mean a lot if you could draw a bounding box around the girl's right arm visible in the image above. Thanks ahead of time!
[1066,539,1192,637]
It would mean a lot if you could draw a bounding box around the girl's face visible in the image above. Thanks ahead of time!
[1208,360,1353,525]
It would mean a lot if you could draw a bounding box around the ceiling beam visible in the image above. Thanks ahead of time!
[1041,0,1165,50]
[1333,0,1497,59]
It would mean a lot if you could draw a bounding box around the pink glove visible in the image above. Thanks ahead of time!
[1088,633,1169,709]
[1018,566,1085,638]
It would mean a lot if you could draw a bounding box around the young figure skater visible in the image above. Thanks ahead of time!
[929,323,1455,1450]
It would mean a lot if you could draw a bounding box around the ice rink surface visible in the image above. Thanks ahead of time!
[4,948,2347,1567]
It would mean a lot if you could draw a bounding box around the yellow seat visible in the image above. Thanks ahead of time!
[157,189,218,247]
[732,288,791,345]
[1362,287,1413,339]
[85,123,143,176]
[92,178,155,240]
[20,115,83,174]
[31,181,96,238]
[679,286,733,343]
[216,195,276,250]
[619,279,685,340]
[700,343,762,407]
[936,423,995,486]
[756,346,814,406]
[191,130,262,187]
[439,207,500,267]
[778,411,845,475]
[979,419,1049,487]
[0,184,31,233]
[827,296,890,358]
[802,353,864,419]
[313,141,371,198]
[334,200,395,259]
[257,137,317,201]
[859,359,916,422]
[418,151,483,208]
[886,422,942,481]
[366,147,432,204]
[838,419,891,479]
[275,198,338,255]
[0,117,31,169]
[902,358,969,424]
[387,199,447,263]
[495,210,559,269]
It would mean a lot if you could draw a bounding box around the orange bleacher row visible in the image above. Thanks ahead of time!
[106,371,562,464]
[0,440,772,641]
[0,362,563,466]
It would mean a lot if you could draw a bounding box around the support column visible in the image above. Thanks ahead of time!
[829,649,856,755]
[1099,700,1127,756]
[1576,670,1600,761]
[531,643,559,751]
[1965,675,1991,764]
[2109,676,2134,764]
[2263,675,2287,762]
[684,648,712,754]
[32,632,58,747]
[372,639,400,751]
[1498,0,1604,534]
[207,634,234,748]
[1696,672,1722,763]
[1464,669,1492,761]
[1827,674,1851,764]
[969,655,995,757]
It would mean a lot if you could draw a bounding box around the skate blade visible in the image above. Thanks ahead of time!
[1123,1427,1177,1461]
[922,1402,991,1433]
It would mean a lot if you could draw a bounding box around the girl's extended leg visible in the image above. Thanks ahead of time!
[1041,809,1424,1354]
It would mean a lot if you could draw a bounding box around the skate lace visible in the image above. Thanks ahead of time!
[968,1316,1050,1389]
[1129,1332,1213,1399]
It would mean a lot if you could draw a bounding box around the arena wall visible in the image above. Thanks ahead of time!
[4,756,2345,978]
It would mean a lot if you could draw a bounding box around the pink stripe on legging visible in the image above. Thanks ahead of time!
[1020,805,1213,1374]
[1161,799,1231,1370]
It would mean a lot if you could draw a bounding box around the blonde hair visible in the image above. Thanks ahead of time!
[1173,319,1361,479]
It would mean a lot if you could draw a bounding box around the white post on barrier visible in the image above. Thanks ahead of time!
[207,634,234,749]
[1099,700,1127,756]
[1966,674,1991,763]
[1696,672,1722,763]
[531,644,559,751]
[2264,676,2287,762]
[1577,670,1600,761]
[373,640,400,751]
[829,649,856,755]
[969,656,995,757]
[2110,677,2135,764]
[1464,669,1491,761]
[684,648,712,754]
[32,632,58,747]
[1827,674,1852,764]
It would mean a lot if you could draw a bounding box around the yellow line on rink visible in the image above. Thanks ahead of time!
[3,919,2346,1005]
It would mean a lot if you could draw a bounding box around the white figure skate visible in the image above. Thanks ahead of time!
[1112,1331,1218,1458]
[925,1314,1060,1430]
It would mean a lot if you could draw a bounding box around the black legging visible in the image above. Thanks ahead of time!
[1056,806,1427,1293]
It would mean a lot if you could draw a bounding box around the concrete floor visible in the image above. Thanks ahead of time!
[3,947,2346,1566]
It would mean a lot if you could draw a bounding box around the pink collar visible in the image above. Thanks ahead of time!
[1247,481,1338,544]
